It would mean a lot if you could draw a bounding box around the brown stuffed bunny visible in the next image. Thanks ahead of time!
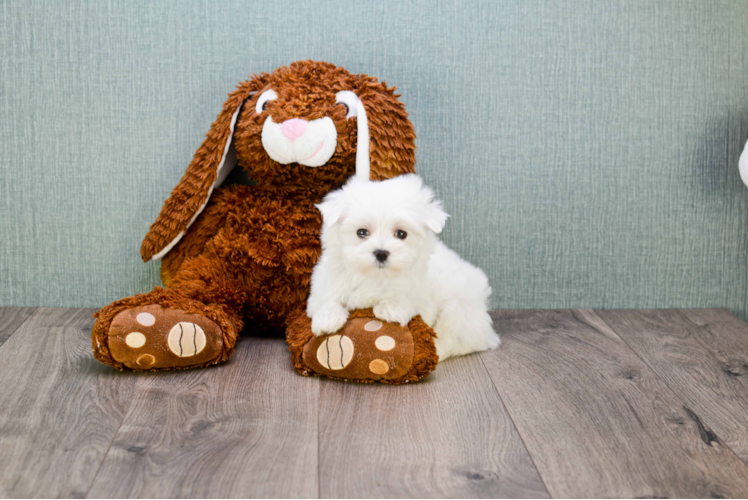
[91,61,439,383]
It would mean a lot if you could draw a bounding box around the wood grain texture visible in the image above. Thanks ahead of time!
[482,309,748,498]
[597,308,748,463]
[4,307,748,498]
[0,307,35,347]
[86,337,320,499]
[318,353,549,499]
[0,308,137,498]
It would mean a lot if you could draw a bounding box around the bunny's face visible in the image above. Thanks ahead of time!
[233,62,360,190]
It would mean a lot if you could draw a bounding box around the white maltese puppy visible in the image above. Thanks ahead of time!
[306,174,499,361]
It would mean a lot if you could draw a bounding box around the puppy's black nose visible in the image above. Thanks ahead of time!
[374,249,390,263]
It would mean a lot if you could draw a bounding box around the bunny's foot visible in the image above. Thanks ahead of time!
[286,308,439,384]
[92,288,240,371]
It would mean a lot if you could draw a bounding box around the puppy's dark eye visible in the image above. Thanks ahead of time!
[262,101,269,111]
[357,228,369,238]
[395,230,407,240]
[338,102,349,114]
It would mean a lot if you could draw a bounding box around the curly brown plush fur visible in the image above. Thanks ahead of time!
[141,62,416,263]
[92,61,436,382]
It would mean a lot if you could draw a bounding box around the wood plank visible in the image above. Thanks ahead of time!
[318,353,549,498]
[0,307,35,347]
[597,308,748,463]
[481,309,748,498]
[0,308,137,498]
[86,337,319,499]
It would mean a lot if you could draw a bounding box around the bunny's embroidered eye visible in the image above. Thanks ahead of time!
[395,230,407,240]
[357,229,369,238]
[256,89,278,114]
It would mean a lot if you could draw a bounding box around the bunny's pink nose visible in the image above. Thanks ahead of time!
[280,118,308,142]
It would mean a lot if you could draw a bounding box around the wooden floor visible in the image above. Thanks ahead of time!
[1,308,748,498]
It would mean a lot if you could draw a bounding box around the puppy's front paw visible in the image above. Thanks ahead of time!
[311,306,349,336]
[373,302,416,326]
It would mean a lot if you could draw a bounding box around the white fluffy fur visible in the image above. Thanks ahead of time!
[306,174,499,361]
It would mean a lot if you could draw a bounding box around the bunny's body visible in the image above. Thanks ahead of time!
[92,62,438,382]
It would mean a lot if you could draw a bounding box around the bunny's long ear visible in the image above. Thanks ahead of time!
[356,79,417,181]
[140,76,267,261]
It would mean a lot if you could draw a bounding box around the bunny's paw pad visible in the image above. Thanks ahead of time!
[289,309,439,384]
[106,305,224,370]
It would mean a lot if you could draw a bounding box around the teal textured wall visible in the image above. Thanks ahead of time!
[3,0,748,318]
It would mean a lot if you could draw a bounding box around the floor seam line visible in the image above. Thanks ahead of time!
[478,350,554,499]
[0,307,38,354]
[83,342,143,496]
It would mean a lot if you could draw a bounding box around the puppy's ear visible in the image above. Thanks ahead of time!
[424,199,449,234]
[356,78,416,181]
[140,73,269,261]
[403,174,449,234]
[316,190,348,227]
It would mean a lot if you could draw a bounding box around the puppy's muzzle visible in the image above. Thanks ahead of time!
[374,249,390,263]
